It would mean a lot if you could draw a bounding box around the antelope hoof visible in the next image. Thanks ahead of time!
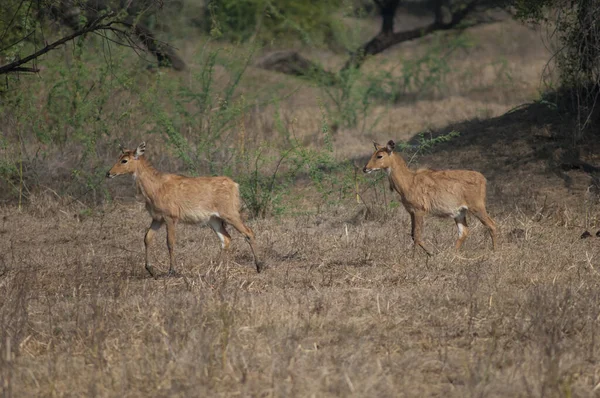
[166,269,181,278]
[255,261,265,273]
[145,264,158,279]
[417,243,432,257]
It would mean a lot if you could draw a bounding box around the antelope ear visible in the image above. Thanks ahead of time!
[134,142,146,159]
[373,141,382,150]
[386,140,396,153]
[119,143,125,154]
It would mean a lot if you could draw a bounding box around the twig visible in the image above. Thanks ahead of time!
[0,13,117,75]
[8,66,40,73]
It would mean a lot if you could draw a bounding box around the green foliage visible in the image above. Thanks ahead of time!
[2,34,345,216]
[414,130,461,152]
[0,31,140,203]
[512,0,600,137]
[137,42,261,175]
[512,0,555,23]
[205,0,342,44]
[319,67,388,130]
[0,0,175,78]
[317,32,472,130]
[0,0,42,61]
[399,33,474,97]
[0,2,484,216]
[0,158,19,195]
[231,101,353,217]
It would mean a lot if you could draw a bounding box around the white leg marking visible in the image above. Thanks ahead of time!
[455,207,468,238]
[208,217,227,249]
[216,232,227,249]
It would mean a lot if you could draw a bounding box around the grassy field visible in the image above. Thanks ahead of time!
[2,160,600,397]
[2,7,600,398]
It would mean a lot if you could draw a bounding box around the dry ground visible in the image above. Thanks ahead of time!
[2,175,600,397]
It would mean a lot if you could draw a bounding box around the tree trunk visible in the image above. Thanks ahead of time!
[256,0,481,80]
[342,0,475,72]
[379,0,400,35]
[132,23,186,71]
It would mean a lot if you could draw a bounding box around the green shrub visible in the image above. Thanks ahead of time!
[205,0,342,44]
[513,0,600,137]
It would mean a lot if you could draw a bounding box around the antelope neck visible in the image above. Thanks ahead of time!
[133,158,163,201]
[387,153,414,194]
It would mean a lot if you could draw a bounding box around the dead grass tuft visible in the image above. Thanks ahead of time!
[2,184,600,396]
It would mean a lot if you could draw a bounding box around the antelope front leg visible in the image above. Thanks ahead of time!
[410,212,416,241]
[165,217,178,276]
[410,212,418,258]
[412,213,432,256]
[145,219,163,279]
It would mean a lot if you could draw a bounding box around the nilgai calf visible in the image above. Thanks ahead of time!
[363,140,497,255]
[106,142,262,278]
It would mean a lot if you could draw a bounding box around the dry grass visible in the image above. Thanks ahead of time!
[2,181,600,397]
[3,99,600,395]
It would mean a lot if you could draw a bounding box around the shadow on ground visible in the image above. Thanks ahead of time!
[354,101,600,208]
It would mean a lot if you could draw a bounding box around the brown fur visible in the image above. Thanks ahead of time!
[363,140,497,255]
[106,142,262,278]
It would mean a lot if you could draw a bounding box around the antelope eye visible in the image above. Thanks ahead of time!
[377,155,383,159]
[121,159,128,164]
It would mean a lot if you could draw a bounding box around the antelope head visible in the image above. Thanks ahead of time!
[106,142,146,178]
[363,140,396,174]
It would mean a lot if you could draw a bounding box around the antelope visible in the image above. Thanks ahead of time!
[363,140,497,255]
[106,142,262,278]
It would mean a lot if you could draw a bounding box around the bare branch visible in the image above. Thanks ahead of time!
[254,50,338,85]
[0,0,27,43]
[255,0,483,81]
[342,0,479,71]
[0,30,35,53]
[93,29,155,65]
[0,13,117,75]
[9,66,40,73]
[117,20,186,70]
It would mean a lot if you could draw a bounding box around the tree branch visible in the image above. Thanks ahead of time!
[125,22,186,70]
[9,67,40,73]
[0,13,116,76]
[255,0,482,81]
[342,0,478,71]
[254,50,338,85]
[0,0,27,43]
